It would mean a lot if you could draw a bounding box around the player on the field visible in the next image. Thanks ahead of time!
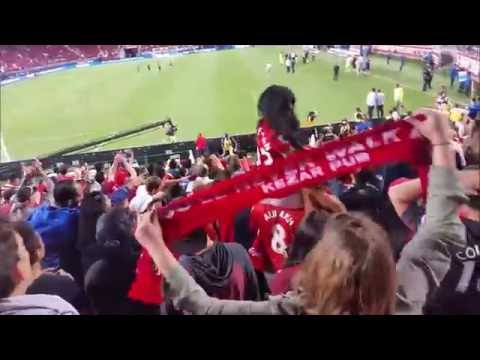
[157,62,161,72]
[147,64,151,71]
[265,63,272,73]
[333,63,340,81]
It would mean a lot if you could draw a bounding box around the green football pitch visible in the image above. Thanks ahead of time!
[0,46,470,162]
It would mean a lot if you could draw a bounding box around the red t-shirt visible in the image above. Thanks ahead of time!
[270,264,301,295]
[196,135,207,150]
[0,203,12,217]
[256,119,294,166]
[248,203,304,273]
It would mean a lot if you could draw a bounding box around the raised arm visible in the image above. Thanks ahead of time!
[135,211,299,315]
[395,109,468,315]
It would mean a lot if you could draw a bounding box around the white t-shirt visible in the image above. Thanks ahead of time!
[129,185,152,213]
[186,176,213,193]
[285,59,291,67]
[366,91,377,107]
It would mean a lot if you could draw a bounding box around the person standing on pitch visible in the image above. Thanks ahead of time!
[376,89,385,119]
[279,52,284,66]
[285,56,291,73]
[333,63,340,81]
[399,55,405,71]
[386,52,391,65]
[394,84,404,109]
[449,63,458,88]
[366,88,377,119]
[291,53,297,74]
[422,66,433,91]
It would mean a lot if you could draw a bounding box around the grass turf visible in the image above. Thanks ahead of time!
[0,46,470,161]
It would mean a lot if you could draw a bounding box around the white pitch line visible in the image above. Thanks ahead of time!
[0,131,12,162]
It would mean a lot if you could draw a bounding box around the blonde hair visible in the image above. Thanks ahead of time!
[295,213,396,315]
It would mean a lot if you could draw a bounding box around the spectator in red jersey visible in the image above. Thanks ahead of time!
[0,189,16,217]
[238,151,251,172]
[269,186,346,295]
[256,85,301,167]
[133,109,468,315]
[270,211,328,295]
[195,133,208,157]
[103,152,137,195]
[1,171,22,195]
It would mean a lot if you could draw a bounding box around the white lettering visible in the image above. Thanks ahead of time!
[341,156,356,167]
[466,247,476,259]
[273,178,287,189]
[329,160,343,172]
[382,129,401,144]
[285,169,299,185]
[354,152,370,164]
[347,142,366,154]
[366,136,382,149]
[325,151,337,161]
[307,162,324,177]
[299,169,313,181]
[261,181,276,193]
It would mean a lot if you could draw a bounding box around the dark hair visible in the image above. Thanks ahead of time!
[168,159,178,169]
[13,221,41,266]
[286,211,329,267]
[0,222,19,298]
[169,183,184,200]
[95,171,105,184]
[16,187,32,204]
[2,188,16,202]
[181,158,192,169]
[152,164,166,179]
[94,163,104,173]
[172,228,208,256]
[257,85,302,150]
[53,180,79,208]
[179,167,188,177]
[78,191,107,250]
[8,171,21,183]
[145,176,162,195]
[355,169,379,188]
[96,207,137,256]
[58,164,69,176]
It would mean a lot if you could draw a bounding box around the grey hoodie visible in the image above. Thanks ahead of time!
[0,294,79,315]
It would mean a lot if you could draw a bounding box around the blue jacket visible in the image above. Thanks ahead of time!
[28,204,79,269]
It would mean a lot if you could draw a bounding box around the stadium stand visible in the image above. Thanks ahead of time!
[1,47,479,316]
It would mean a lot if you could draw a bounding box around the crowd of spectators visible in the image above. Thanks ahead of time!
[0,45,183,74]
[1,84,479,315]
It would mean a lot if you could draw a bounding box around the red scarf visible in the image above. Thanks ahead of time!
[129,116,431,304]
